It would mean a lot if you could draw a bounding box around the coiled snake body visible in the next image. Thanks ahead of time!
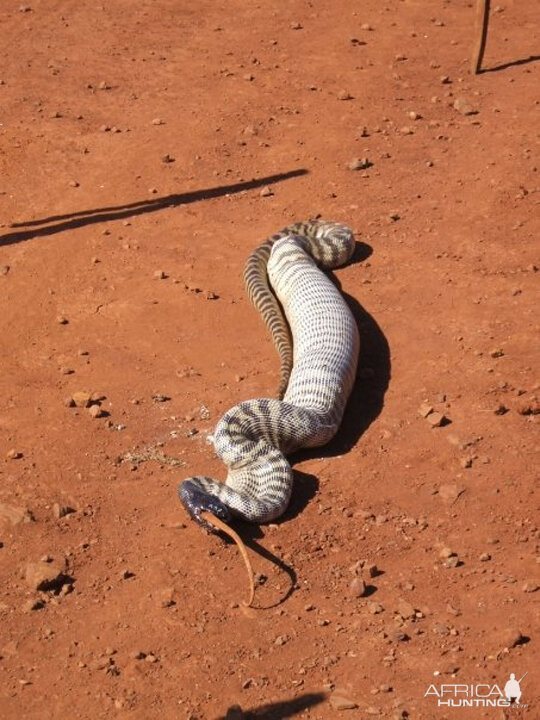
[178,221,359,532]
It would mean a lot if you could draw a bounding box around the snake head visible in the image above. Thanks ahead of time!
[178,479,231,534]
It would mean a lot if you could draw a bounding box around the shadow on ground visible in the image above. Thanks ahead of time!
[217,692,326,719]
[0,169,308,247]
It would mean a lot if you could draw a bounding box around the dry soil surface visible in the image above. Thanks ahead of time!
[0,1,539,719]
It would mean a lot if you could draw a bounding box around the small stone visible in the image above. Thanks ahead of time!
[397,599,415,619]
[60,366,74,375]
[453,97,478,116]
[439,483,465,502]
[349,578,367,598]
[418,402,434,418]
[22,597,44,612]
[338,90,353,101]
[6,449,23,460]
[522,582,538,593]
[426,411,447,427]
[367,602,383,614]
[459,457,473,469]
[259,186,273,197]
[88,405,105,418]
[348,157,371,171]
[489,348,504,358]
[0,265,10,275]
[63,397,76,407]
[274,635,288,646]
[145,653,158,663]
[157,587,176,608]
[360,23,373,31]
[56,315,68,324]
[161,154,175,164]
[69,180,80,188]
[479,552,491,562]
[329,692,358,711]
[25,560,67,591]
[153,269,167,279]
[290,21,303,30]
[440,75,452,84]
[52,503,75,519]
[494,404,509,415]
[72,391,92,408]
[439,547,455,559]
[389,212,400,221]
[444,556,460,568]
[498,628,523,649]
[0,503,34,526]
[99,124,110,132]
[408,111,421,120]
[365,563,379,578]
[399,126,413,135]
[151,118,164,125]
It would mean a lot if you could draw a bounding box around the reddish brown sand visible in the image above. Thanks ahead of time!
[0,1,538,718]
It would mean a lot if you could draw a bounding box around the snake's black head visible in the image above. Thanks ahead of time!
[178,479,231,534]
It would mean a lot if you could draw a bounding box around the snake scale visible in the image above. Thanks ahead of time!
[178,221,359,534]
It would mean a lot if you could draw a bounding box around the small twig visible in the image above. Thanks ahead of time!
[201,512,255,608]
[472,0,491,74]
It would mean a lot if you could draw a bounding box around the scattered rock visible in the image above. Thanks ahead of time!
[338,90,353,101]
[72,391,92,408]
[489,348,504,358]
[6,449,23,460]
[498,628,524,649]
[439,547,455,559]
[153,269,167,279]
[453,97,478,116]
[397,599,415,619]
[151,118,165,125]
[329,692,358,711]
[0,265,10,275]
[0,503,34,526]
[52,503,75,519]
[438,484,465,503]
[290,21,303,30]
[348,157,372,171]
[349,578,367,598]
[56,315,68,324]
[367,602,384,614]
[479,552,491,562]
[426,411,447,427]
[161,154,175,164]
[522,582,538,593]
[418,402,434,418]
[259,186,273,197]
[24,560,68,592]
[88,405,105,418]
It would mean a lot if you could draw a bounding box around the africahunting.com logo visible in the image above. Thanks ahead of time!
[425,672,529,708]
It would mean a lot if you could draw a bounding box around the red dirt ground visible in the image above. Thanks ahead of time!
[0,1,538,718]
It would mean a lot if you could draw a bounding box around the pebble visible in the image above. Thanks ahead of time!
[329,692,358,710]
[349,578,367,598]
[522,582,538,593]
[0,265,10,275]
[72,391,92,408]
[418,402,434,418]
[399,126,413,135]
[290,21,303,30]
[151,118,165,125]
[53,503,75,519]
[367,601,384,614]
[88,405,105,418]
[397,599,415,619]
[439,547,455,559]
[438,483,465,503]
[69,180,80,188]
[60,366,74,375]
[153,269,167,279]
[6,449,23,460]
[56,315,68,324]
[459,457,473,469]
[161,154,175,164]
[0,502,33,525]
[498,628,523,649]
[348,157,371,171]
[63,396,76,407]
[489,348,504,358]
[25,560,66,591]
[260,186,273,197]
[426,411,447,427]
[338,90,353,101]
[360,23,373,31]
[453,97,478,116]
[479,552,491,562]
